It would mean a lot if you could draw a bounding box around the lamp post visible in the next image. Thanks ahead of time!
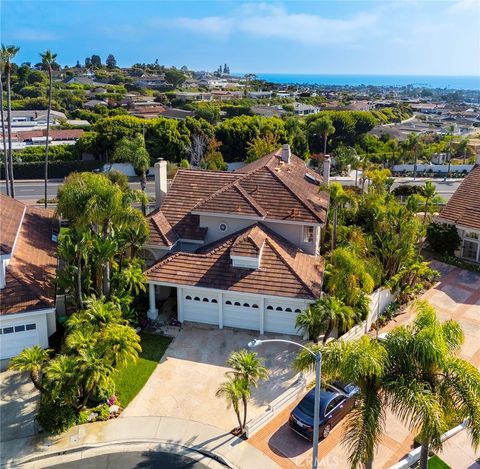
[248,338,322,469]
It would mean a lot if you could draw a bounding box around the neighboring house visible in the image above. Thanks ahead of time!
[436,157,480,263]
[292,102,321,116]
[134,74,169,89]
[158,108,194,120]
[2,110,67,129]
[84,99,108,109]
[0,195,58,366]
[144,145,329,336]
[5,129,84,150]
[65,76,105,86]
[251,105,287,118]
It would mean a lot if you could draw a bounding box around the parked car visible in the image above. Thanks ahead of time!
[288,382,359,441]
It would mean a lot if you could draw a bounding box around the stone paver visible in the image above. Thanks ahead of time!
[251,262,480,468]
[438,429,480,469]
[0,370,39,443]
[123,326,303,431]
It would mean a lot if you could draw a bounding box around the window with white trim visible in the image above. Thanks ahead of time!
[303,226,315,243]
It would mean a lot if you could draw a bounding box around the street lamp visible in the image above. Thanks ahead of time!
[248,338,322,469]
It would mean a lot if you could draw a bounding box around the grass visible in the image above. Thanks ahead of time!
[113,333,172,407]
[428,455,451,469]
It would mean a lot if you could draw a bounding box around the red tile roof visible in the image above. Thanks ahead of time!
[0,195,26,255]
[146,223,323,300]
[438,165,480,230]
[8,129,84,141]
[147,149,329,247]
[0,201,57,316]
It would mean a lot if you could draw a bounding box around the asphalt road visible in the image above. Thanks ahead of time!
[0,180,157,202]
[49,451,213,468]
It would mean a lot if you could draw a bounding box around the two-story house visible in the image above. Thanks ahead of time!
[144,145,329,336]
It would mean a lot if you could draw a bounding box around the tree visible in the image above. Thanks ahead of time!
[164,69,186,88]
[226,350,269,429]
[9,346,51,391]
[406,133,420,180]
[106,54,117,69]
[383,301,480,469]
[309,116,335,155]
[90,54,102,68]
[294,336,388,469]
[245,132,278,163]
[2,44,20,197]
[40,49,57,209]
[426,222,461,256]
[215,375,248,433]
[420,181,444,225]
[201,138,227,170]
[0,50,9,196]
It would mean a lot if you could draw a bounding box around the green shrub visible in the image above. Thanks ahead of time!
[36,397,78,433]
[14,145,78,163]
[77,411,90,425]
[0,160,103,179]
[426,222,461,256]
[441,255,480,273]
[94,404,111,421]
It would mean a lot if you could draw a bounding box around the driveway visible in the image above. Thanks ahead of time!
[0,369,39,443]
[122,325,303,431]
[250,261,480,468]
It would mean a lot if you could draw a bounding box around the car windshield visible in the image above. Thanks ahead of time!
[297,390,332,417]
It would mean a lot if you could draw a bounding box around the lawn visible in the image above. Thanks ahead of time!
[428,455,451,469]
[113,333,172,407]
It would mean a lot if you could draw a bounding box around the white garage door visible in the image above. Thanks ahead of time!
[183,291,219,326]
[0,322,39,359]
[223,297,260,331]
[264,302,302,335]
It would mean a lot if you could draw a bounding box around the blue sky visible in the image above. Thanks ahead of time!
[1,0,479,76]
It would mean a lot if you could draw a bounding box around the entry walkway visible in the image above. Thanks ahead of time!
[1,416,279,469]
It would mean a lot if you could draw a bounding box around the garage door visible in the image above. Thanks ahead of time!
[0,322,39,359]
[223,297,260,331]
[183,291,219,326]
[264,303,302,335]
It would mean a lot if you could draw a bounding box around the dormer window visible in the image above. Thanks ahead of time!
[303,226,315,243]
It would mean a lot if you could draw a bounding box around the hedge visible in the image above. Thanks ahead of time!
[1,160,103,179]
[14,145,78,163]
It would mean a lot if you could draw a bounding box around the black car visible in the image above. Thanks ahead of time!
[289,382,358,441]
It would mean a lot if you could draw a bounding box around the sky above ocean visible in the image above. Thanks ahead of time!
[2,1,479,77]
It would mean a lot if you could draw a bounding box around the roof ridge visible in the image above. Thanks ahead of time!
[231,183,266,216]
[151,211,176,246]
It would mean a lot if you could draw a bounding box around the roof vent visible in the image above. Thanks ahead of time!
[281,144,291,164]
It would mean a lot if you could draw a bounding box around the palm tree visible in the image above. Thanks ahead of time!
[421,181,444,225]
[406,133,419,181]
[382,301,480,469]
[44,354,79,406]
[309,116,335,155]
[294,336,388,469]
[9,346,51,391]
[227,349,268,428]
[0,50,9,196]
[457,137,470,164]
[2,44,20,197]
[295,304,326,343]
[40,49,57,209]
[215,375,249,433]
[101,323,141,368]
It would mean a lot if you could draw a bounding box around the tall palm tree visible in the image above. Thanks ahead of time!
[9,346,51,391]
[294,336,388,469]
[216,374,248,433]
[0,51,9,196]
[101,323,141,368]
[421,181,444,225]
[2,44,20,198]
[40,50,57,209]
[407,133,419,181]
[44,354,79,406]
[383,301,480,469]
[295,303,326,343]
[309,116,335,155]
[227,349,268,428]
[445,124,456,179]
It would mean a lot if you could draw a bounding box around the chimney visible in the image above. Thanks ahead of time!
[154,159,168,208]
[323,154,331,185]
[281,144,291,164]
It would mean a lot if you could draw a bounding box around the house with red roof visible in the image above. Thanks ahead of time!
[0,195,58,365]
[436,155,480,263]
[144,145,329,336]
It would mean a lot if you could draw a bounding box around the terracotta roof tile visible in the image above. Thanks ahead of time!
[0,195,26,255]
[146,223,323,300]
[438,165,480,230]
[0,205,57,315]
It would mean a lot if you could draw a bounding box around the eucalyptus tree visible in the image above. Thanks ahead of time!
[1,44,20,197]
[40,49,57,208]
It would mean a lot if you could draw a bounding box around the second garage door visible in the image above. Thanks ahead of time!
[223,297,260,331]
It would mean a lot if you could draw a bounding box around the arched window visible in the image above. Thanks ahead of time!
[276,306,283,311]
[225,300,232,305]
[285,308,292,312]
[243,303,250,307]
[252,304,259,309]
[185,295,192,300]
[234,301,241,306]
[194,297,200,301]
[294,309,301,313]
[211,299,218,304]
[203,298,209,302]
[266,305,274,310]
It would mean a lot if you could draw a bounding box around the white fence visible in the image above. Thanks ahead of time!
[341,288,394,342]
[392,164,473,174]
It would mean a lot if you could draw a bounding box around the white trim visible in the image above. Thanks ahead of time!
[259,296,265,335]
[196,211,324,227]
[218,291,223,329]
[147,280,313,303]
[0,308,55,322]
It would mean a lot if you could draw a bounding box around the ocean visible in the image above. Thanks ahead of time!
[252,74,480,91]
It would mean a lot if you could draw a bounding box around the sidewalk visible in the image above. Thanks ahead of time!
[0,416,279,469]
[438,428,480,469]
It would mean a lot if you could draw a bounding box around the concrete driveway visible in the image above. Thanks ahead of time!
[0,369,39,443]
[122,325,303,431]
[250,261,480,468]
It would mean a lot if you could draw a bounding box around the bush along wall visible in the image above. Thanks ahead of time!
[1,160,103,179]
